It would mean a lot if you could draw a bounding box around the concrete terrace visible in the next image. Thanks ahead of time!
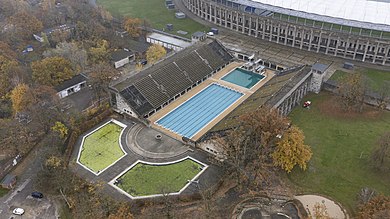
[70,117,222,201]
[148,61,275,141]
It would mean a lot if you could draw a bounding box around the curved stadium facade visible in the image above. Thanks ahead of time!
[182,0,390,65]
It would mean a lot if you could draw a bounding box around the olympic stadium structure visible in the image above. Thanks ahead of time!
[182,0,390,65]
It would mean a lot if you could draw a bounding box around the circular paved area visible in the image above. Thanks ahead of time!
[126,124,190,159]
[295,194,349,219]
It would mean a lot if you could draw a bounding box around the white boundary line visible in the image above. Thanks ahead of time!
[108,156,209,199]
[154,83,244,139]
[76,119,128,176]
[220,67,267,90]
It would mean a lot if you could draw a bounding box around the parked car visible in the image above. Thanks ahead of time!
[31,191,43,199]
[12,208,24,215]
[139,59,147,65]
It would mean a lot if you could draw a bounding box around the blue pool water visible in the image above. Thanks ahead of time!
[156,84,243,138]
[222,68,265,89]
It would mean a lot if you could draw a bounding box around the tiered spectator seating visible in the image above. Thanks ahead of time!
[196,45,226,69]
[134,76,169,107]
[175,52,212,82]
[120,85,154,114]
[115,40,234,116]
[151,63,193,97]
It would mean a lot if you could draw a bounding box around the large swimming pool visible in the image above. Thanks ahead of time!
[221,68,265,89]
[156,83,243,139]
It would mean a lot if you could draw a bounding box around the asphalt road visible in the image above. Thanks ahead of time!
[0,140,58,219]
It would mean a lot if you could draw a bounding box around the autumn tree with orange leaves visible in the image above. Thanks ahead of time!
[124,17,142,38]
[272,125,312,173]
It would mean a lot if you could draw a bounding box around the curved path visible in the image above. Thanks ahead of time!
[126,124,190,159]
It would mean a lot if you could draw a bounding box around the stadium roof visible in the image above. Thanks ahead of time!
[237,0,390,31]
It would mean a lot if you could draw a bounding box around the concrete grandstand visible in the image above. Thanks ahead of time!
[109,39,325,152]
[182,0,390,65]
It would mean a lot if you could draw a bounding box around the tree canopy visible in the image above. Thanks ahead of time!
[89,40,109,64]
[216,107,291,187]
[43,42,88,71]
[358,195,390,219]
[338,73,368,112]
[31,56,75,86]
[0,55,19,97]
[272,125,312,173]
[10,83,31,114]
[8,11,43,40]
[123,17,142,38]
[146,44,166,65]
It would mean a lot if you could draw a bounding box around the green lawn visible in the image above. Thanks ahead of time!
[79,122,125,173]
[330,68,390,91]
[288,92,390,214]
[97,0,209,38]
[0,187,9,197]
[118,159,203,197]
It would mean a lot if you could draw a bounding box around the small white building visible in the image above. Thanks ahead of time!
[55,74,88,99]
[146,32,192,52]
[191,31,206,43]
[175,12,186,19]
[33,24,75,43]
[111,50,135,69]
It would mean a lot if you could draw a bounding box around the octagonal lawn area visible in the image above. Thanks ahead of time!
[78,121,126,174]
[116,158,206,198]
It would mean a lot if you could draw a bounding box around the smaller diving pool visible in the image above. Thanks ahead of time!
[222,68,265,89]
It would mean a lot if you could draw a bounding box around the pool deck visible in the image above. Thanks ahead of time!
[148,62,275,141]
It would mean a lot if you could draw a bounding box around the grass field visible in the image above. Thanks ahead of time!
[288,92,390,214]
[97,0,208,38]
[117,159,203,197]
[79,122,125,173]
[330,68,390,91]
[0,187,8,197]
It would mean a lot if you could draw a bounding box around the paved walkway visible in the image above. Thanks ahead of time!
[70,117,222,200]
[127,124,190,159]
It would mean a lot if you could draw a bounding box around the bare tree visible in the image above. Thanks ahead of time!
[160,186,176,219]
[376,81,390,109]
[371,132,390,172]
[338,73,369,112]
[215,106,290,188]
[89,62,118,104]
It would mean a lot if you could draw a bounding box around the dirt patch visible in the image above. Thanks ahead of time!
[317,96,383,120]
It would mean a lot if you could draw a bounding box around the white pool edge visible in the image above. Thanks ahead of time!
[220,67,267,90]
[154,82,244,139]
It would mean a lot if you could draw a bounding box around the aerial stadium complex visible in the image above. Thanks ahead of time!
[110,39,325,155]
[182,0,390,65]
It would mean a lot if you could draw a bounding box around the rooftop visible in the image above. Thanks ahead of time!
[55,74,88,92]
[111,50,134,62]
[147,32,192,48]
[236,0,390,31]
[192,31,206,38]
[312,63,329,73]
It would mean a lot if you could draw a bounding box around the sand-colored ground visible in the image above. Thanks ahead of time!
[295,195,349,219]
[148,62,275,141]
